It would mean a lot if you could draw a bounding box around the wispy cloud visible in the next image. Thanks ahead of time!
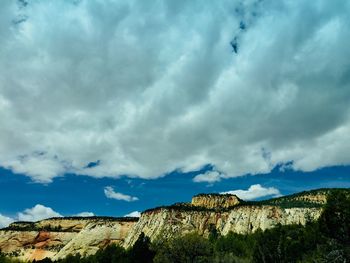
[221,184,282,200]
[193,171,222,183]
[104,186,138,202]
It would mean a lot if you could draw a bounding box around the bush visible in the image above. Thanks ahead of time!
[319,190,350,244]
[154,233,213,263]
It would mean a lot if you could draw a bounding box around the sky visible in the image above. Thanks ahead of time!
[0,0,350,227]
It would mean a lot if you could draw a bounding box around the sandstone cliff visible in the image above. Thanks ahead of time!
[123,205,322,247]
[53,220,136,260]
[0,217,137,261]
[191,194,241,209]
[1,188,348,261]
[0,230,75,261]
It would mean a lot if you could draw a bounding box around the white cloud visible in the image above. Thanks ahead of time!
[124,211,141,218]
[104,186,138,202]
[0,214,14,228]
[1,206,99,225]
[0,1,349,182]
[74,212,95,217]
[193,171,222,183]
[17,204,62,222]
[221,184,281,200]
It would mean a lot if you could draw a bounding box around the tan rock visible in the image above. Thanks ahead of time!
[123,205,322,247]
[191,194,241,209]
[1,189,348,261]
[0,217,137,261]
[53,220,136,260]
[0,230,75,261]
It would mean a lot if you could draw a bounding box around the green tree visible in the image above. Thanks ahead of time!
[93,244,127,263]
[154,233,213,263]
[319,190,350,244]
[128,232,155,263]
[215,231,255,259]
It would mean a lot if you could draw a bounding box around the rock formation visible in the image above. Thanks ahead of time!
[191,194,241,209]
[0,188,348,261]
[0,217,137,261]
[123,205,322,247]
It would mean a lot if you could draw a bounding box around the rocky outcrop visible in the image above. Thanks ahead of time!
[0,217,137,261]
[1,188,348,261]
[7,218,95,233]
[123,205,322,247]
[0,230,75,261]
[292,193,328,204]
[53,220,136,260]
[191,194,241,209]
[36,218,93,232]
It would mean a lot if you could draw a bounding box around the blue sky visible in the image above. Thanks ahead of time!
[1,1,350,226]
[1,165,349,223]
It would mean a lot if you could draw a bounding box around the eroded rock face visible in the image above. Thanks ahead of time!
[123,205,322,247]
[36,218,92,232]
[292,193,328,204]
[1,188,347,261]
[0,230,75,261]
[191,194,241,209]
[0,218,137,261]
[53,220,136,260]
[221,206,322,234]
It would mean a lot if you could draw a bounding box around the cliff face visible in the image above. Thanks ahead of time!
[123,205,322,247]
[191,194,241,209]
[0,230,75,261]
[292,193,328,204]
[53,220,136,260]
[0,218,137,261]
[1,188,348,261]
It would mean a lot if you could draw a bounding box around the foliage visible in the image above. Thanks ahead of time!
[252,190,350,262]
[153,233,213,263]
[215,231,256,259]
[319,190,350,244]
[127,232,155,263]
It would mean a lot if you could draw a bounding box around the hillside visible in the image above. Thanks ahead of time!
[0,188,349,261]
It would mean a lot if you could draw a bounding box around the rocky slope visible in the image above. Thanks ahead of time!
[123,205,322,247]
[0,217,137,261]
[53,219,136,260]
[1,188,349,261]
[0,230,75,261]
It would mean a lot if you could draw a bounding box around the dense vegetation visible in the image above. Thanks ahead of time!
[1,190,349,262]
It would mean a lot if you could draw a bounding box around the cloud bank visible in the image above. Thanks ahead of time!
[0,1,350,182]
[0,214,14,228]
[104,186,138,202]
[0,206,99,228]
[17,204,62,222]
[0,204,62,228]
[221,184,281,200]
